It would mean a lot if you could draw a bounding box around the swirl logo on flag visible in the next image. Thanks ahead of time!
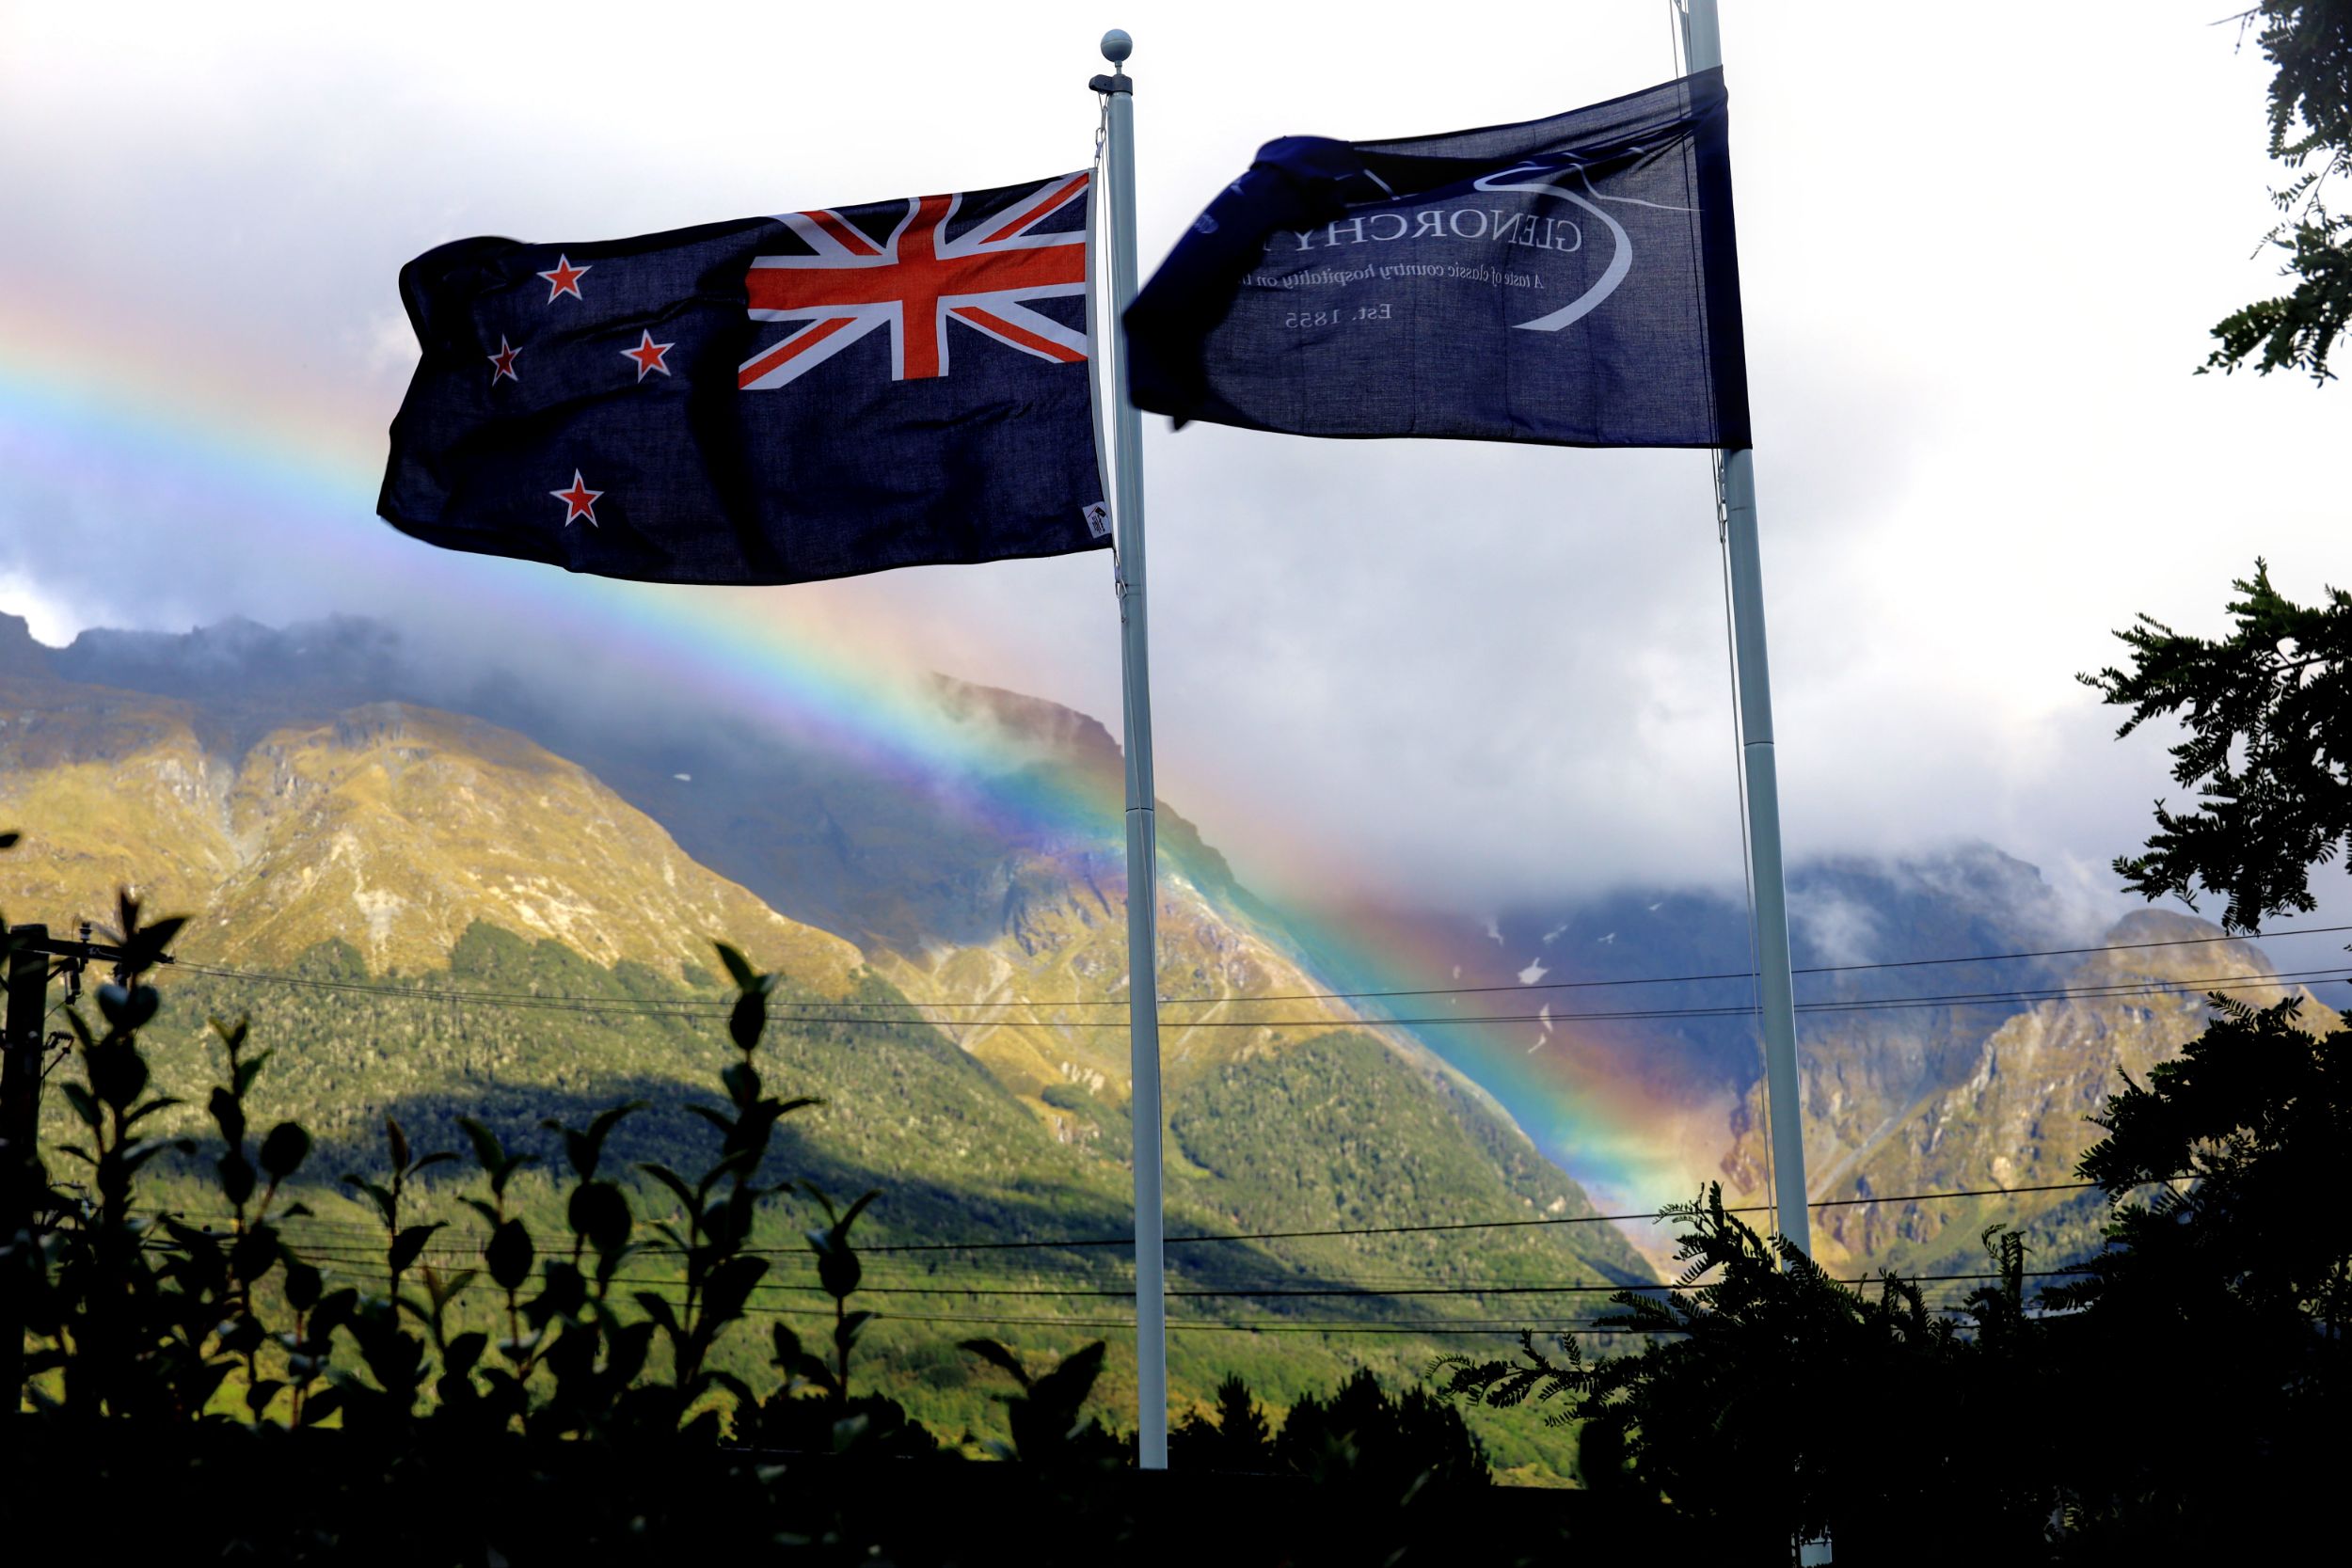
[1469,164,1638,333]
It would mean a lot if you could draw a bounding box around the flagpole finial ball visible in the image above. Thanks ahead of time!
[1101,29,1133,63]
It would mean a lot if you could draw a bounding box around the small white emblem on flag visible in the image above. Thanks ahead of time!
[1083,502,1111,539]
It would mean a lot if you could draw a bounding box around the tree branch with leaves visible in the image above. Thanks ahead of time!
[2080,560,2350,931]
[2204,2,2352,381]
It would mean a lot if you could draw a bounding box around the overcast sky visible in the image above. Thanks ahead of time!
[2,0,2344,934]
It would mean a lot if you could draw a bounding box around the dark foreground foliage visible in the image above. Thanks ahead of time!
[1438,993,2350,1564]
[1437,560,2352,1564]
[1,881,1683,1564]
[1172,1366,1489,1497]
[1433,1190,2063,1563]
[0,1418,1715,1566]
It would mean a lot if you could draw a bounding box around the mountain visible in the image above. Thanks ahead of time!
[0,609,1649,1477]
[1719,908,2344,1278]
[40,612,1248,955]
[0,611,49,678]
[1295,847,2096,1196]
[15,610,1592,1202]
[0,637,860,985]
[12,601,2335,1461]
[1297,842,2348,1282]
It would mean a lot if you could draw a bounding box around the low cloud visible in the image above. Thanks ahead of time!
[3,1,2344,929]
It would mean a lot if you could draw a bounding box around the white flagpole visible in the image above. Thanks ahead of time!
[1092,25,1169,1469]
[1680,0,1814,1261]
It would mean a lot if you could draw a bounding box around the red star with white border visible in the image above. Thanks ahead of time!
[621,330,674,382]
[537,254,590,302]
[549,470,602,528]
[487,335,520,384]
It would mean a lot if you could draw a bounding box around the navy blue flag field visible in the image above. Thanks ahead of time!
[379,173,1109,586]
[1124,70,1749,450]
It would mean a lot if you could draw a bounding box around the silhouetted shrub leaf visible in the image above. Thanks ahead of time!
[713,942,759,991]
[218,1149,256,1208]
[284,1258,324,1313]
[703,1255,769,1326]
[389,1223,443,1275]
[531,1261,586,1323]
[58,1082,100,1132]
[97,982,159,1032]
[485,1219,534,1291]
[959,1338,1032,1391]
[208,1085,246,1148]
[87,1039,149,1107]
[444,1331,487,1379]
[121,915,185,973]
[230,1224,280,1283]
[568,1181,631,1256]
[728,991,766,1053]
[259,1120,311,1180]
[634,1292,681,1337]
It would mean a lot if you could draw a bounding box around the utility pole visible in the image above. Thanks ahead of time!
[3,923,133,1402]
[2,924,52,1404]
[2,926,51,1223]
[1682,10,1829,1562]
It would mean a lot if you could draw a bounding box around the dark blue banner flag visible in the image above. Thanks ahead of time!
[380,173,1110,586]
[1125,70,1748,450]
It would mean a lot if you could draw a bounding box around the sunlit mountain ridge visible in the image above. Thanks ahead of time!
[7,605,2336,1307]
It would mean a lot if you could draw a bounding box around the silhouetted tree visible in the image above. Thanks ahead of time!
[1275,1366,1488,1497]
[2083,561,2351,931]
[2040,994,2350,1559]
[1169,1372,1276,1472]
[958,1337,1126,1469]
[1433,1189,2056,1563]
[2204,2,2352,380]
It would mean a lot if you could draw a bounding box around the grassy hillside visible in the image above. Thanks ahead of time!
[53,926,1649,1477]
[3,632,1661,1479]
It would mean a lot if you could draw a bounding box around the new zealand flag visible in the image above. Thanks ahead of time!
[380,173,1109,586]
[1125,71,1749,450]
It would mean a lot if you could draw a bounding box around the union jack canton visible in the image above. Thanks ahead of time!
[380,171,1108,587]
[744,173,1091,388]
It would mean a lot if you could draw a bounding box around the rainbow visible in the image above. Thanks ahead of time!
[0,299,1709,1214]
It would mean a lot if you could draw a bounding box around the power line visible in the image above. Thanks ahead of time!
[153,958,2352,1033]
[288,1247,1701,1338]
[1092,966,2352,1033]
[184,1237,2043,1307]
[291,1241,2046,1307]
[191,1173,2161,1260]
[1178,918,2352,1008]
[729,1305,1691,1337]
[707,1269,2075,1302]
[158,920,2352,1016]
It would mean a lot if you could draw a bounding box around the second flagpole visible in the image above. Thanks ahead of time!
[1092,26,1170,1470]
[1681,0,1815,1265]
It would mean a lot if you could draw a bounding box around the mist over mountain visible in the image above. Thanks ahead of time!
[38,610,1247,953]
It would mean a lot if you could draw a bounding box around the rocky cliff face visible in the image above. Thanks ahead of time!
[0,670,862,990]
[0,613,50,678]
[1720,909,2346,1275]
